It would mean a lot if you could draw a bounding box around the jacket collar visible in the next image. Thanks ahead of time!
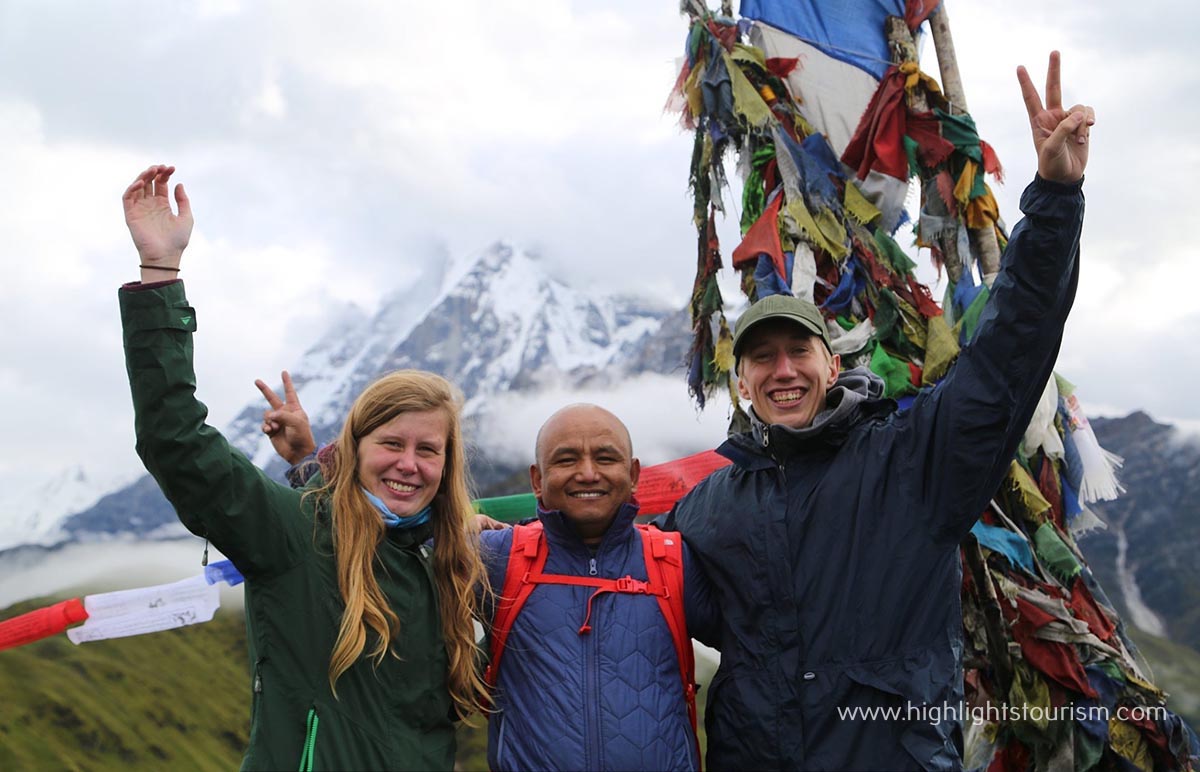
[719,367,894,469]
[382,515,435,548]
[536,499,640,552]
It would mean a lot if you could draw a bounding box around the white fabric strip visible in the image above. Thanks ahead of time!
[67,575,220,644]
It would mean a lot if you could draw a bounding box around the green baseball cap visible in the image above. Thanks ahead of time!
[732,294,832,361]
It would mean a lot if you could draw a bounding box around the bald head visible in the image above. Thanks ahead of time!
[531,403,640,544]
[534,403,633,469]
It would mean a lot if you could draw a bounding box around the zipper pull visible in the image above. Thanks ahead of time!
[201,534,209,567]
[589,557,598,576]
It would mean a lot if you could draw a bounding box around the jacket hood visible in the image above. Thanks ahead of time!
[732,367,891,462]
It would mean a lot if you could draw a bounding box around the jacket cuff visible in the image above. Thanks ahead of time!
[119,280,197,334]
[122,279,182,291]
[1020,175,1085,221]
[286,454,322,489]
[1031,174,1084,194]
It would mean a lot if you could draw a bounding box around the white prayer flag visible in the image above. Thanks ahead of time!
[67,575,220,645]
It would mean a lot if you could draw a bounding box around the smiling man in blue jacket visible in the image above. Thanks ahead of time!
[480,404,718,772]
[664,52,1094,770]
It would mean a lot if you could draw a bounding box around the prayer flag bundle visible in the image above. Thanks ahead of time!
[669,3,1195,768]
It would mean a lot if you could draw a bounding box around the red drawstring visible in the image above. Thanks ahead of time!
[578,577,651,634]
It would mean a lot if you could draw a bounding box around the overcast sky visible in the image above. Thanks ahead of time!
[1,0,1196,503]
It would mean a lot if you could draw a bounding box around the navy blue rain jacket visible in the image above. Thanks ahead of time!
[666,176,1084,771]
[481,502,719,772]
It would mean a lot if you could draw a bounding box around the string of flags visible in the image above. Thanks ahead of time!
[670,2,1196,769]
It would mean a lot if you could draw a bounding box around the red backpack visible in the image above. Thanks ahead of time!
[484,521,700,766]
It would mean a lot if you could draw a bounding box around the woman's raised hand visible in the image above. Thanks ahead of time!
[123,165,193,276]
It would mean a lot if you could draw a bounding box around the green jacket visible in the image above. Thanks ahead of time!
[121,281,455,771]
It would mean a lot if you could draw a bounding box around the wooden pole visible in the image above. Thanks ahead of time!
[928,3,1003,285]
[964,536,1014,699]
[886,17,964,285]
[928,6,969,116]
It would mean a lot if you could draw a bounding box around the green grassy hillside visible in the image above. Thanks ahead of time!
[1128,627,1200,728]
[0,598,248,771]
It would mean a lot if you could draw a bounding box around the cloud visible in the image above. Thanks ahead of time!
[478,373,735,469]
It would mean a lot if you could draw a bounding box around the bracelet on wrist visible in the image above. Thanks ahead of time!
[139,264,181,272]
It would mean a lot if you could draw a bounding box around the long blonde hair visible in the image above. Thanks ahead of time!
[314,370,488,718]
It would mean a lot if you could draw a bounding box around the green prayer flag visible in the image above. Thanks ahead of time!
[868,342,916,397]
[942,281,957,327]
[872,229,916,277]
[954,283,990,343]
[904,135,921,178]
[474,493,537,523]
[1033,522,1083,584]
[936,108,983,161]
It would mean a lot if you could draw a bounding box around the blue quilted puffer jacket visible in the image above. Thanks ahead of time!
[480,502,717,772]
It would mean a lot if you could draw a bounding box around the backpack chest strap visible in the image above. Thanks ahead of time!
[525,570,668,635]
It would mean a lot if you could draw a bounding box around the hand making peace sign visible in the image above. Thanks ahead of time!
[255,370,318,465]
[1018,51,1095,184]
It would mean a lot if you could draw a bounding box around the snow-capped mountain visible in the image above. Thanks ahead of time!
[0,466,119,553]
[14,241,689,551]
[224,241,685,475]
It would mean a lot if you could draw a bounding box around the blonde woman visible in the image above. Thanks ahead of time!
[119,165,488,770]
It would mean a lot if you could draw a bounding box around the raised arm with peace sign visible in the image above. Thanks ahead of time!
[1018,51,1095,184]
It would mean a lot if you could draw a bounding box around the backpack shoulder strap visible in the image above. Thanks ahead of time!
[637,524,701,768]
[485,522,547,689]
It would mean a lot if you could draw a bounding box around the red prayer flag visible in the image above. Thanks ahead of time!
[906,111,956,169]
[1037,457,1065,530]
[1066,580,1117,643]
[732,194,787,281]
[0,598,88,652]
[904,0,939,31]
[908,361,922,387]
[765,57,799,80]
[706,19,738,51]
[988,738,1031,772]
[636,450,732,515]
[980,140,1004,183]
[1003,596,1098,697]
[842,66,910,182]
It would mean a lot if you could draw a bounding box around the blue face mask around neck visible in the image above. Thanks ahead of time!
[361,488,433,529]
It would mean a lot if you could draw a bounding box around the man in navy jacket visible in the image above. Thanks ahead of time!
[664,52,1093,770]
